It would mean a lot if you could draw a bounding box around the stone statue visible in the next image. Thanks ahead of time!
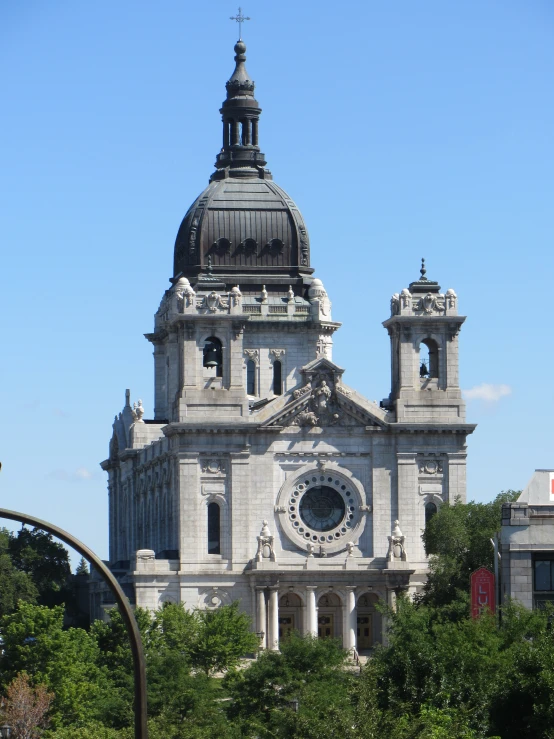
[256,520,275,562]
[387,519,408,564]
[314,380,332,413]
[132,399,145,423]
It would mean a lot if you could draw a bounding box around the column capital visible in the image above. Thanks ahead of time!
[305,585,318,591]
[345,585,357,592]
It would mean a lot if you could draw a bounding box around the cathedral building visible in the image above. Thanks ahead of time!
[99,39,475,650]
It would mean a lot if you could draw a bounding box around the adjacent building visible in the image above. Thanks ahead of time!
[501,471,554,610]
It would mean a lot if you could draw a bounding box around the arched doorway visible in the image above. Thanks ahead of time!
[317,592,343,641]
[279,592,303,640]
[356,592,381,651]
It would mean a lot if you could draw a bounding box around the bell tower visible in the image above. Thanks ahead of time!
[382,260,466,424]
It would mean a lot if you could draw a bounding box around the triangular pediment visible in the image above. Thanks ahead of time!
[256,362,389,430]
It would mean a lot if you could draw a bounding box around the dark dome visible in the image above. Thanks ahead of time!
[173,176,311,280]
[172,40,312,283]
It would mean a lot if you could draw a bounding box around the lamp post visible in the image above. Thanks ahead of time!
[0,508,148,739]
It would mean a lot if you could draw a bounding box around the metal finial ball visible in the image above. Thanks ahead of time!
[234,40,246,54]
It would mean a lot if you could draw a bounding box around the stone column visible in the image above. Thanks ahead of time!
[177,453,200,569]
[152,342,167,420]
[256,587,267,649]
[396,452,418,560]
[344,586,357,651]
[447,452,467,504]
[305,586,318,637]
[268,586,279,651]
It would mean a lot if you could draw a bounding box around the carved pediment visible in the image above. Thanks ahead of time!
[260,374,386,430]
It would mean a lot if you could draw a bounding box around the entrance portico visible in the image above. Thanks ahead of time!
[250,574,408,652]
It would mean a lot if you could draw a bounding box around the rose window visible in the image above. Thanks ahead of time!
[287,474,357,544]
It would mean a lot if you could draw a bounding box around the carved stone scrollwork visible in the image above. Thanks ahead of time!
[270,348,286,359]
[293,384,311,399]
[414,293,445,315]
[447,323,461,341]
[205,291,221,312]
[244,349,260,366]
[232,321,245,339]
[201,459,226,475]
[200,587,231,609]
[294,410,319,427]
[189,215,200,256]
[418,459,443,475]
[299,227,309,266]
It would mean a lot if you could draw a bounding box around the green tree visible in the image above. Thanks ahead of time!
[0,528,38,618]
[225,633,354,738]
[0,601,111,729]
[191,602,259,676]
[8,527,71,609]
[75,557,89,576]
[90,606,152,728]
[421,490,520,618]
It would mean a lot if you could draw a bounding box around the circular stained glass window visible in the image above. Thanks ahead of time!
[299,486,346,532]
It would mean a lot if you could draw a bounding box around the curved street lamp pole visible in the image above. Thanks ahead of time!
[0,508,148,739]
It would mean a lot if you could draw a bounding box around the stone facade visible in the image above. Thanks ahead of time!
[98,41,475,650]
[501,470,554,610]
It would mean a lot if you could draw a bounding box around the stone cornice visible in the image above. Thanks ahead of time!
[387,423,476,434]
[382,314,465,329]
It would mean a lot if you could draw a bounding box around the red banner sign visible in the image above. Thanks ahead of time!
[470,567,496,618]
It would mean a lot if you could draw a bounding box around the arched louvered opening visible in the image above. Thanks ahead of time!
[419,338,439,379]
[203,336,223,378]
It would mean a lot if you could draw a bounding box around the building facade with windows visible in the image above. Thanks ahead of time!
[501,470,554,610]
[98,40,475,650]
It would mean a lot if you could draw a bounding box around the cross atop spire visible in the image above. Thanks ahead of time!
[230,7,250,39]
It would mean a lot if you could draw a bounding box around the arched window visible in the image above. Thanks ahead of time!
[203,336,223,378]
[273,360,282,395]
[246,360,256,395]
[425,501,438,527]
[208,502,221,555]
[420,338,439,379]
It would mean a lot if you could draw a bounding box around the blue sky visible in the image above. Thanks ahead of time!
[2,1,553,566]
